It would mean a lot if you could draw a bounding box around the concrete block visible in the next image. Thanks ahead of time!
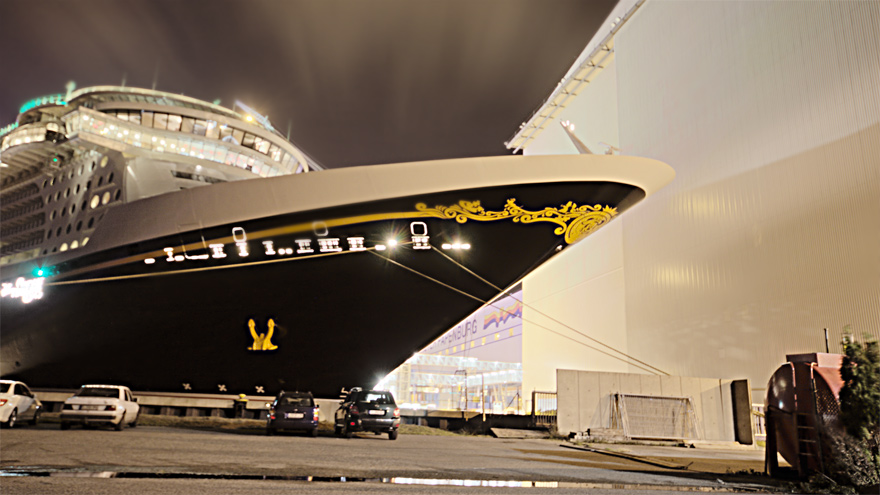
[659,375,683,397]
[556,369,580,435]
[638,374,662,396]
[598,372,622,428]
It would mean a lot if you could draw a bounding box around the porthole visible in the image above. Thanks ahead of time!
[90,195,100,209]
[42,180,47,189]
[82,237,89,246]
[52,247,57,253]
[88,218,94,228]
[60,243,68,252]
[115,190,121,201]
[47,230,53,239]
[98,176,103,187]
[81,200,87,211]
[50,177,55,186]
[108,172,114,183]
[90,161,96,171]
[102,192,111,205]
[70,203,76,214]
[46,195,52,203]
[75,184,80,194]
[68,170,74,179]
[65,188,70,198]
[78,166,83,176]
[71,240,79,249]
[50,210,56,220]
[61,207,66,217]
[66,224,71,234]
[55,191,61,201]
[56,227,62,237]
[42,250,48,255]
[76,221,82,231]
[100,156,108,168]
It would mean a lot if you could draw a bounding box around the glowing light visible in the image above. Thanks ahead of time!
[295,239,314,254]
[262,241,276,255]
[236,242,249,257]
[452,243,460,249]
[318,238,342,253]
[376,245,387,251]
[442,243,452,250]
[347,237,366,251]
[412,235,430,249]
[1,277,45,304]
[460,243,470,250]
[387,239,398,247]
[164,247,176,261]
[144,258,156,264]
[245,115,253,122]
[209,244,227,258]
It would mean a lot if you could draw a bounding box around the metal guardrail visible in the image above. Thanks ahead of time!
[531,391,557,427]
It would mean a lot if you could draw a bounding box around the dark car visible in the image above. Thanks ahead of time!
[334,388,400,440]
[266,391,319,436]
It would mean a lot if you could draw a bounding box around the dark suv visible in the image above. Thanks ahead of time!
[266,391,319,436]
[334,388,400,440]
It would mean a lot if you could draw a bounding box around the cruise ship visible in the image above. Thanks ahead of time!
[0,85,674,397]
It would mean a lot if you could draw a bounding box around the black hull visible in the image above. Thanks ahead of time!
[2,180,644,397]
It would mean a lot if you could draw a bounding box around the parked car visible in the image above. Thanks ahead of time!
[334,388,400,440]
[266,391,319,436]
[0,380,43,428]
[60,385,139,431]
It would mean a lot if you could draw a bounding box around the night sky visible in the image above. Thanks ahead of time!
[1,0,615,168]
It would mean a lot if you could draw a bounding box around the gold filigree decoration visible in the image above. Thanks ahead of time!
[415,199,617,244]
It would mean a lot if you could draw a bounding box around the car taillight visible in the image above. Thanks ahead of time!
[0,399,6,406]
[393,408,400,417]
[105,405,117,411]
[269,414,275,420]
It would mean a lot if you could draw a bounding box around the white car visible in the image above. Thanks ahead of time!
[0,380,43,428]
[61,385,140,431]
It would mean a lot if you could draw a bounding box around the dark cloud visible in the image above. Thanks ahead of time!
[0,0,615,167]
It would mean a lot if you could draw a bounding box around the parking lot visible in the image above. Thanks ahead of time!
[0,421,780,494]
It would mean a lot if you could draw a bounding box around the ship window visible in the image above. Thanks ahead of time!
[90,195,99,209]
[46,195,52,204]
[219,125,233,141]
[256,138,270,154]
[68,170,74,179]
[75,184,80,194]
[83,237,89,246]
[98,177,103,187]
[78,166,83,175]
[50,177,55,186]
[206,120,219,139]
[65,188,70,198]
[55,191,61,201]
[142,111,154,128]
[269,145,281,162]
[153,113,168,130]
[88,218,94,228]
[70,203,76,214]
[42,180,47,188]
[82,200,87,211]
[100,156,108,168]
[50,210,56,220]
[76,220,82,231]
[66,224,71,234]
[232,129,244,145]
[60,243,68,252]
[86,180,91,190]
[115,190,121,201]
[167,114,182,132]
[56,227,62,237]
[241,133,256,149]
[71,240,79,249]
[193,119,207,136]
[90,161,96,171]
[117,112,129,121]
[102,192,110,205]
[47,230,52,239]
[181,117,195,134]
[52,247,57,253]
[61,207,66,217]
[129,112,141,125]
[108,172,114,183]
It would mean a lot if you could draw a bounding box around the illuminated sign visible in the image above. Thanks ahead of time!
[148,223,436,265]
[19,94,66,114]
[248,318,278,351]
[0,277,45,304]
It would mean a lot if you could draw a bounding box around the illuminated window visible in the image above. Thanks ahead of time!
[60,243,68,252]
[481,337,486,345]
[471,341,475,348]
[153,113,168,130]
[142,111,154,128]
[90,195,99,209]
[494,333,500,341]
[167,114,182,132]
[70,240,79,249]
[82,237,89,246]
[193,119,207,136]
[102,192,111,205]
[100,156,108,168]
[509,329,514,336]
[181,117,195,134]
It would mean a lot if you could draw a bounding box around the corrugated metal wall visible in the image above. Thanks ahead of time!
[614,0,880,386]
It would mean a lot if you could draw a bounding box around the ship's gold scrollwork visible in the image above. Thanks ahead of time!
[248,318,279,351]
[415,199,617,244]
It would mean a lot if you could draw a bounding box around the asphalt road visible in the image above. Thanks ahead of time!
[0,423,777,494]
